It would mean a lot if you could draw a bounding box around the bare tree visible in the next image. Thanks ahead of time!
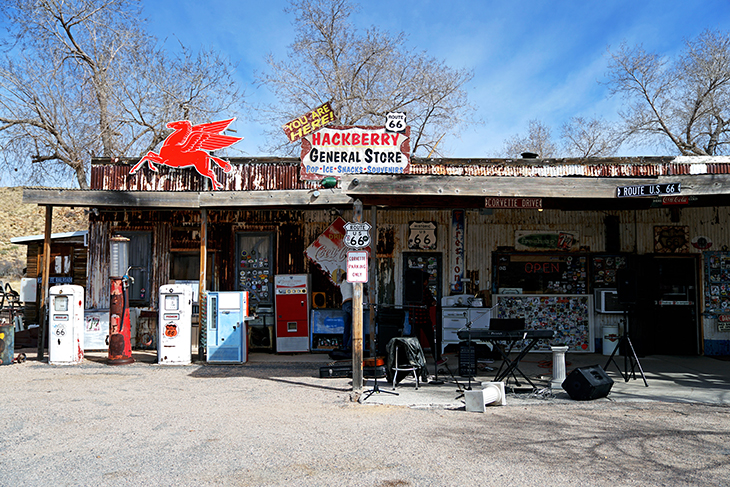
[256,0,474,157]
[0,0,244,189]
[561,116,624,158]
[606,30,730,156]
[502,119,558,159]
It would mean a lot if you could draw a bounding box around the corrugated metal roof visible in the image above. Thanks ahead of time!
[90,156,730,192]
[10,230,88,244]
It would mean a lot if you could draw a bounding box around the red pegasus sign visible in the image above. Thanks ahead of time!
[130,118,242,190]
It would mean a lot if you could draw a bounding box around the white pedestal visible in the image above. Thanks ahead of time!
[550,345,569,391]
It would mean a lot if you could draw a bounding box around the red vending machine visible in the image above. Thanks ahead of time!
[274,274,311,353]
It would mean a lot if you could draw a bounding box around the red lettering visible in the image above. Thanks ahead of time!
[329,133,337,145]
[361,133,369,145]
[525,262,560,273]
[312,131,321,145]
[342,133,351,145]
[370,133,380,145]
[352,133,361,145]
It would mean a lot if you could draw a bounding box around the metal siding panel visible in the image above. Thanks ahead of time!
[87,221,111,309]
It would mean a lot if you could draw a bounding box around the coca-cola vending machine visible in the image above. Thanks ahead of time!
[274,274,310,353]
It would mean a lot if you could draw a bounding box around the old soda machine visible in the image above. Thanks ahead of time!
[158,284,193,365]
[205,291,249,363]
[274,274,310,353]
[48,284,85,365]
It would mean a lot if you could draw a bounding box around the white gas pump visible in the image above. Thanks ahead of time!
[48,285,85,365]
[158,284,193,364]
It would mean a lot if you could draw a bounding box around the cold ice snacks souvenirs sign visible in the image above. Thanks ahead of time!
[130,119,242,190]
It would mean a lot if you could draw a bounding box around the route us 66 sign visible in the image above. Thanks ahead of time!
[385,112,407,134]
[343,221,372,249]
[408,221,437,250]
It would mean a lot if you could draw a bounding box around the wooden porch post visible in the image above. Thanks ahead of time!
[351,200,364,396]
[198,209,207,362]
[37,206,52,360]
[369,206,377,357]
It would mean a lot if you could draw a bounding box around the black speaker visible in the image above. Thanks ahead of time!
[562,365,614,400]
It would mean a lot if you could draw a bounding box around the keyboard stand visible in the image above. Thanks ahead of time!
[491,333,543,390]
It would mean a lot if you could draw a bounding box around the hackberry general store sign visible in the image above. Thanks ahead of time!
[299,125,411,180]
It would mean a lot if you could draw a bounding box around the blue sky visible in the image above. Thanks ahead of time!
[145,0,730,157]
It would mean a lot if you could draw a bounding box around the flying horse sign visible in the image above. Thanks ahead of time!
[130,118,242,190]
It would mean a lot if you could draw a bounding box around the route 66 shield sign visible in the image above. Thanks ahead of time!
[343,222,372,249]
[385,112,407,133]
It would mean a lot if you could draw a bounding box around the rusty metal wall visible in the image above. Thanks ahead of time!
[91,159,320,192]
[85,205,730,323]
[92,157,730,192]
[369,206,730,305]
[87,221,111,309]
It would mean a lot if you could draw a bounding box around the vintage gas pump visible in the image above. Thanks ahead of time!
[108,236,134,365]
[48,285,85,365]
[158,284,193,364]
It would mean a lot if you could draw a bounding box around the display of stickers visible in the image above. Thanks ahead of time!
[495,295,592,352]
[704,251,730,313]
[591,255,627,287]
[238,248,270,302]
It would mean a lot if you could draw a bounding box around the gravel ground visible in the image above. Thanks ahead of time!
[2,357,730,487]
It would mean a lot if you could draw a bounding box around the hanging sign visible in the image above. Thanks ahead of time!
[347,250,369,283]
[616,182,680,198]
[450,210,465,293]
[129,118,242,191]
[485,197,543,209]
[282,101,336,143]
[515,230,579,251]
[408,221,437,250]
[299,125,411,180]
[343,222,371,249]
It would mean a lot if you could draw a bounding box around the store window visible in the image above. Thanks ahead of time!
[117,231,151,305]
[170,251,216,292]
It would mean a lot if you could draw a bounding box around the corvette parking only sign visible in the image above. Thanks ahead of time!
[347,251,369,283]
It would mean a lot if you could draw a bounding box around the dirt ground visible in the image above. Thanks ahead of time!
[2,357,729,487]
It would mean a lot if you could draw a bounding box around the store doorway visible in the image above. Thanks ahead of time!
[403,253,442,355]
[631,255,700,356]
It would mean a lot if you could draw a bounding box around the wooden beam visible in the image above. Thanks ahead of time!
[199,189,352,207]
[37,206,52,360]
[22,188,353,208]
[23,189,202,208]
[340,174,730,199]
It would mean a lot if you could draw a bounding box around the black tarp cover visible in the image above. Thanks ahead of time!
[386,336,429,384]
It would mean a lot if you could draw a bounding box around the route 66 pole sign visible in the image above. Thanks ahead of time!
[343,222,371,249]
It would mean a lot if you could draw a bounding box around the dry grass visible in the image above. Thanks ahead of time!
[0,186,88,290]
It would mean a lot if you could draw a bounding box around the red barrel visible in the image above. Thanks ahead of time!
[108,278,134,365]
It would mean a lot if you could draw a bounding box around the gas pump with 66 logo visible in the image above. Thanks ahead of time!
[158,284,193,364]
[49,285,84,365]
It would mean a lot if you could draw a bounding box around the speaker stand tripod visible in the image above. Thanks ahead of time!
[604,310,648,387]
[360,332,399,402]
